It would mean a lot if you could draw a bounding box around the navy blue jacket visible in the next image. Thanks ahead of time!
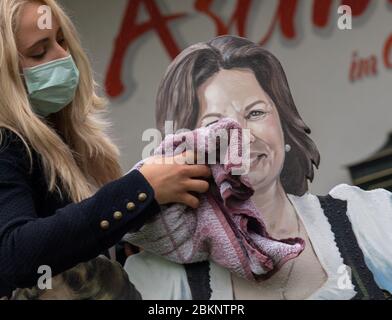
[0,130,160,297]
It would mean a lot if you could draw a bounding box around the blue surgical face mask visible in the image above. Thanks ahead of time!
[23,55,80,117]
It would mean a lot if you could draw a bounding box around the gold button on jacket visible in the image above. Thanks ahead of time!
[113,211,123,220]
[126,202,136,211]
[138,192,147,202]
[100,220,110,230]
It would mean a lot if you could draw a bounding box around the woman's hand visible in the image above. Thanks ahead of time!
[139,151,211,208]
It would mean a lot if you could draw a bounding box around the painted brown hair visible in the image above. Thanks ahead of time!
[156,35,320,196]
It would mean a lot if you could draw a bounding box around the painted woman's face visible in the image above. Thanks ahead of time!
[196,68,286,191]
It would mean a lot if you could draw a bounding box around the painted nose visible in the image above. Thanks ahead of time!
[228,114,246,128]
[226,115,257,143]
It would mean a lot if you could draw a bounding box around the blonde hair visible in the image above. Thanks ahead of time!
[0,0,122,202]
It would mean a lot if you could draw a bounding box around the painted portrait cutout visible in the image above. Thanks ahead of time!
[124,36,392,300]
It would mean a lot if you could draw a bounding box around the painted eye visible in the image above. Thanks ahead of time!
[246,110,266,120]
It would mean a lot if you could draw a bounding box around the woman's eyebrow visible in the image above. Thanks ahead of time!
[244,100,267,112]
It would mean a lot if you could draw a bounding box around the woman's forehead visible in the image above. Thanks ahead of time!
[197,68,271,113]
[16,2,60,49]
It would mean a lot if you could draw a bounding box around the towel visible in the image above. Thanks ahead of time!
[123,118,305,281]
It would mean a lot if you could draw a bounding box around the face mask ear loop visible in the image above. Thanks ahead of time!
[18,52,34,89]
[19,69,28,92]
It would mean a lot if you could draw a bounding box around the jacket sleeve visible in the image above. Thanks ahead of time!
[0,132,161,290]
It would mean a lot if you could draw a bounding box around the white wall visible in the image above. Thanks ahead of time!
[60,0,392,195]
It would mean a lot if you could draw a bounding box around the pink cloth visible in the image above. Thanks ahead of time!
[124,118,305,281]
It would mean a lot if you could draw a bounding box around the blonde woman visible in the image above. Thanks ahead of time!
[0,0,211,299]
